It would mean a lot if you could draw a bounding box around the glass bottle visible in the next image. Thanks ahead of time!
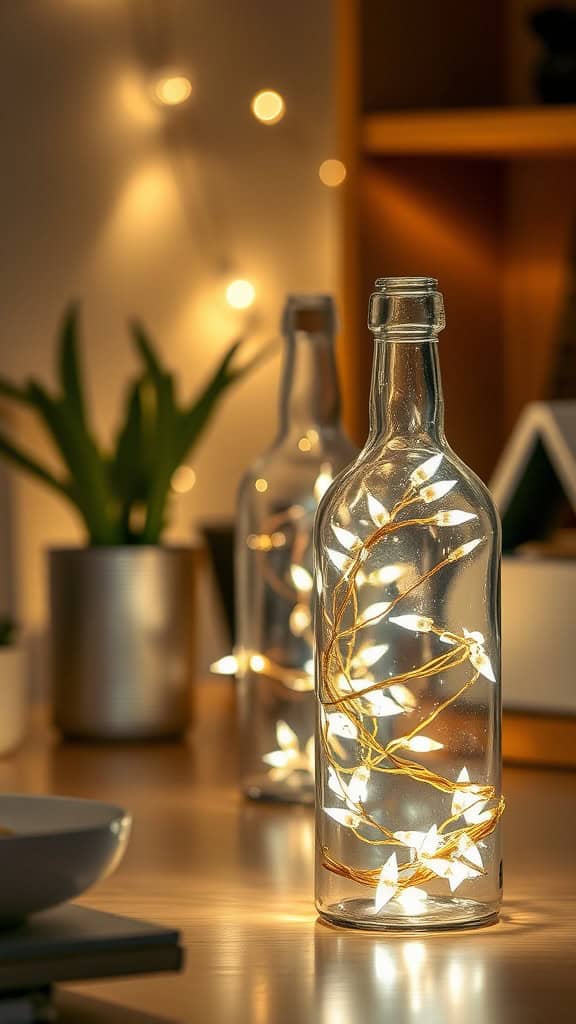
[314,277,504,929]
[236,295,357,803]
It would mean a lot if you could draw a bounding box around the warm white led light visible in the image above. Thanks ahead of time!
[251,89,285,125]
[390,614,434,633]
[419,479,457,503]
[451,768,492,824]
[314,463,333,502]
[448,538,483,562]
[226,279,256,309]
[393,824,440,858]
[153,74,193,106]
[357,602,391,627]
[401,736,443,753]
[327,712,358,740]
[397,887,428,914]
[347,766,370,804]
[351,643,389,669]
[332,524,359,550]
[469,645,496,682]
[210,654,239,674]
[367,564,405,585]
[289,604,311,636]
[374,853,398,911]
[388,684,417,710]
[318,159,347,187]
[367,491,390,527]
[324,807,361,829]
[247,533,272,551]
[276,720,298,749]
[326,548,352,574]
[289,565,313,593]
[434,510,477,526]
[410,454,443,487]
[170,465,196,493]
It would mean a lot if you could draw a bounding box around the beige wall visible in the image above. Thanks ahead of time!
[0,0,337,655]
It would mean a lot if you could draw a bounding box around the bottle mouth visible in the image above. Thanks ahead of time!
[369,276,445,338]
[375,276,438,295]
[282,294,337,335]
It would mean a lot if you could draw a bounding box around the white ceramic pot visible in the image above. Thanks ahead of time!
[0,646,27,756]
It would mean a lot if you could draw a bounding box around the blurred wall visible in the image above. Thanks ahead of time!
[0,1,338,661]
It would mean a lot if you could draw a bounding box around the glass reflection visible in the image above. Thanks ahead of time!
[315,928,490,1024]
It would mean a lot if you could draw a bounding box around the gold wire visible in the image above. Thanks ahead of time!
[318,480,504,895]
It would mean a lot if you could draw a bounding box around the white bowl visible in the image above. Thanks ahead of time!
[0,794,131,923]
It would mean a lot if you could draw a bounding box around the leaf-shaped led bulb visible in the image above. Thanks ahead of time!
[374,853,398,911]
[410,454,443,487]
[332,524,359,550]
[347,765,370,804]
[289,604,311,636]
[326,548,353,574]
[324,807,361,829]
[357,602,391,627]
[419,479,457,503]
[400,735,443,753]
[276,720,298,750]
[389,614,434,633]
[448,538,483,562]
[289,565,313,592]
[210,654,238,674]
[434,510,477,526]
[367,492,390,527]
[351,643,389,669]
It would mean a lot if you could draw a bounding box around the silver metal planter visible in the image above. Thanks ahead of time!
[49,547,195,740]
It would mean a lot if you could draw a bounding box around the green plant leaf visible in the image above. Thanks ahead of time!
[26,380,118,544]
[0,616,16,646]
[0,376,34,405]
[58,303,86,426]
[0,431,71,497]
[109,376,157,541]
[173,337,276,468]
[131,322,179,543]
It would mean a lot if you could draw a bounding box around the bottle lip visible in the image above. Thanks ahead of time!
[374,276,438,295]
[282,294,337,335]
[369,277,445,337]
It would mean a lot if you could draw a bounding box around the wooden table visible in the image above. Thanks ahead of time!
[1,681,575,1023]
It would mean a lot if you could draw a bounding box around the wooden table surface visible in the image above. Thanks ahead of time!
[1,680,575,1023]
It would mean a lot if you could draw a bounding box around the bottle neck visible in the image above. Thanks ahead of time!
[278,330,341,434]
[369,337,445,444]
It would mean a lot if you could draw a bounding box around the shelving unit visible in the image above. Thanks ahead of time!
[363,106,576,158]
[336,0,576,481]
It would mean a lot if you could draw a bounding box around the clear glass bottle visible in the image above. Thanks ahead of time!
[314,277,504,929]
[236,295,357,803]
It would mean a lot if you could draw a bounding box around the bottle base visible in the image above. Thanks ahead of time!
[317,895,499,932]
[243,772,314,806]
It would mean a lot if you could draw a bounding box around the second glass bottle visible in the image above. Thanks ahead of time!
[236,295,357,803]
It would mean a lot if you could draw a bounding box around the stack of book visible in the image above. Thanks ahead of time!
[0,905,183,1022]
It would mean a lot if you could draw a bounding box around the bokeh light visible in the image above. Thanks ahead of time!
[318,159,347,187]
[171,466,196,493]
[153,74,193,106]
[251,89,286,125]
[226,279,256,309]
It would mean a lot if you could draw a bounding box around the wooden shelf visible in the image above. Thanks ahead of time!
[363,106,576,158]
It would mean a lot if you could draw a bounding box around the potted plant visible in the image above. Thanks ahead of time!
[0,307,265,739]
[0,616,27,756]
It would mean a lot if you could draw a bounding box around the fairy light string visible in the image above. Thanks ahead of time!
[318,454,505,911]
[212,464,337,783]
